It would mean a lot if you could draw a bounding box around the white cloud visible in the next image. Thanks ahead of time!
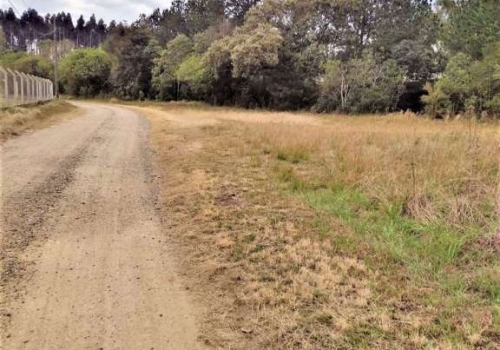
[0,0,172,24]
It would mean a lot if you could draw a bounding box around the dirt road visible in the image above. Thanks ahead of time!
[1,102,205,350]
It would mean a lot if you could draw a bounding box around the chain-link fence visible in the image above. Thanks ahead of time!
[0,66,54,108]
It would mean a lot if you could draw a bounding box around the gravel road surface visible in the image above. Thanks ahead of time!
[1,102,205,350]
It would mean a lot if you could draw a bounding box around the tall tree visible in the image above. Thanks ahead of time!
[76,15,85,47]
[440,0,500,59]
[104,26,159,99]
[225,0,261,23]
[149,0,188,45]
[185,0,225,34]
[95,19,107,46]
[86,14,97,47]
[152,34,194,99]
[0,25,7,53]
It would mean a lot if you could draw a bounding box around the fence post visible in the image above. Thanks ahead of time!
[39,78,42,101]
[40,78,44,101]
[0,67,8,103]
[33,76,37,101]
[28,75,35,102]
[26,74,32,102]
[31,75,37,102]
[16,71,21,103]
[42,79,46,100]
[12,70,18,102]
[49,80,53,100]
[7,69,14,106]
[5,69,9,102]
[15,71,24,103]
[36,77,41,101]
[20,71,24,103]
[21,72,29,102]
[6,69,17,105]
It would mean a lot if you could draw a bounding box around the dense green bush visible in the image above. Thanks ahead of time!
[0,51,53,78]
[423,43,500,117]
[316,54,405,114]
[59,48,111,97]
[151,34,194,100]
[421,0,500,117]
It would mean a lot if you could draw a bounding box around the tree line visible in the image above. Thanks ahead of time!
[1,0,500,117]
[0,8,110,51]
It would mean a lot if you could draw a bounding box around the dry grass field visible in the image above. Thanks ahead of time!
[125,102,500,349]
[0,100,77,142]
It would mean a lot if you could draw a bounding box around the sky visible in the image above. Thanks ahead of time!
[0,0,172,24]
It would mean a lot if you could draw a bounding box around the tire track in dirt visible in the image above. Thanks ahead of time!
[1,116,113,329]
[1,102,206,350]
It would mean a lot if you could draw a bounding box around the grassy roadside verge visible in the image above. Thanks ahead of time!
[0,100,77,142]
[249,119,500,348]
[142,103,499,350]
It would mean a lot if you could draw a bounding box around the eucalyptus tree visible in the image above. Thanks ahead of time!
[439,0,500,59]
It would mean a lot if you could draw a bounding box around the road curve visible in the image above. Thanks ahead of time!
[1,102,205,350]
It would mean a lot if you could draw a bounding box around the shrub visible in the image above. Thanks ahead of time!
[0,51,53,78]
[59,48,111,97]
[316,54,405,114]
[424,43,500,117]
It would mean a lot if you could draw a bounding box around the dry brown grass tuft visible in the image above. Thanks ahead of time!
[137,102,499,350]
[248,113,498,227]
[0,100,77,142]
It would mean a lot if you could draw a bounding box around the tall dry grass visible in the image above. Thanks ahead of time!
[143,103,500,350]
[0,100,76,142]
[238,111,500,348]
[249,113,499,228]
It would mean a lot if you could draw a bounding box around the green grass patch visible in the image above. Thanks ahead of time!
[274,167,500,345]
[302,185,488,286]
[273,163,499,308]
